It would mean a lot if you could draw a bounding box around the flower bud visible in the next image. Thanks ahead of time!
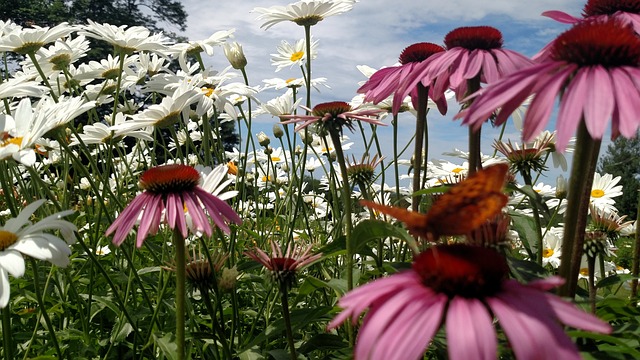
[257,131,270,147]
[223,42,247,70]
[556,175,567,200]
[219,266,239,292]
[272,123,284,139]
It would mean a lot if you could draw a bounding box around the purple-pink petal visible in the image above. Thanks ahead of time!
[555,68,591,151]
[583,66,614,140]
[542,10,580,24]
[446,297,497,360]
[610,67,640,138]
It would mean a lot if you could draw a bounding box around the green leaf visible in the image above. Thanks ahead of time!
[299,333,348,353]
[138,266,162,275]
[507,257,548,283]
[153,332,178,360]
[352,219,418,254]
[597,274,639,288]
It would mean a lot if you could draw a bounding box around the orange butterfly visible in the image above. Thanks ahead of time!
[361,163,509,241]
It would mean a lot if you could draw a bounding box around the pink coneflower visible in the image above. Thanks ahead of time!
[543,0,640,30]
[280,101,385,133]
[461,18,640,151]
[106,164,241,247]
[398,26,532,104]
[328,244,611,360]
[357,42,447,115]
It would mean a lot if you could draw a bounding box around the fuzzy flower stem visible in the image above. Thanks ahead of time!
[174,229,187,360]
[466,76,482,175]
[304,24,312,112]
[587,255,597,314]
[631,191,640,297]
[412,84,428,212]
[30,259,62,359]
[2,304,13,360]
[329,129,354,291]
[27,52,58,102]
[392,115,401,198]
[280,284,298,360]
[521,170,544,265]
[558,121,601,298]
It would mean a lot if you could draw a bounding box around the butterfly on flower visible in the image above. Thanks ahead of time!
[361,163,509,241]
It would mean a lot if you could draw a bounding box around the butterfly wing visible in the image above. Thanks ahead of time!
[425,164,509,236]
[360,200,430,238]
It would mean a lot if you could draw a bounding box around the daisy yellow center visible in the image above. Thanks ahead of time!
[271,156,281,162]
[290,51,304,62]
[285,78,296,84]
[139,164,200,194]
[227,162,238,175]
[412,244,508,298]
[583,0,640,16]
[543,248,554,258]
[1,137,23,148]
[444,26,503,50]
[451,167,464,174]
[262,175,273,182]
[201,87,215,97]
[591,189,605,198]
[551,18,640,67]
[580,267,590,276]
[0,230,18,251]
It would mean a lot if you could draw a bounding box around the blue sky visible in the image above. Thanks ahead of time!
[176,0,606,185]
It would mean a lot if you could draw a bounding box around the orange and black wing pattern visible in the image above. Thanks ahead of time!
[361,163,509,240]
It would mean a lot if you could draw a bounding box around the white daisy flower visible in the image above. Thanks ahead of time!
[79,20,169,55]
[271,38,318,72]
[253,0,357,29]
[0,22,75,54]
[590,173,623,213]
[0,199,76,308]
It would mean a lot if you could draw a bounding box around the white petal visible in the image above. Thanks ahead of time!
[0,267,11,308]
[12,235,71,267]
[3,199,45,233]
[0,250,25,277]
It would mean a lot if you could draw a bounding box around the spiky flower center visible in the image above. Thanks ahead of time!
[444,26,503,50]
[139,164,200,194]
[311,101,352,117]
[583,0,640,17]
[270,257,298,289]
[412,244,508,298]
[551,19,640,67]
[399,42,445,64]
[0,230,18,251]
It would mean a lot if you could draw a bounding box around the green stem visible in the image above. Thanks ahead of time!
[521,170,544,265]
[412,84,428,212]
[631,190,640,297]
[2,304,13,360]
[558,121,601,298]
[174,229,187,360]
[30,259,62,359]
[280,286,297,360]
[587,255,597,314]
[329,129,353,291]
[392,115,401,201]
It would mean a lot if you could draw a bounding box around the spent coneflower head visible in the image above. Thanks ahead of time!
[347,154,383,186]
[467,213,512,250]
[106,164,242,248]
[245,240,322,290]
[493,136,552,175]
[462,18,640,151]
[328,243,612,360]
[589,204,633,243]
[279,101,385,134]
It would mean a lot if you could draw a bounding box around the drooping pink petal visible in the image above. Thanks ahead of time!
[137,194,162,244]
[446,297,497,360]
[543,293,612,333]
[376,290,446,360]
[542,10,580,24]
[520,68,572,141]
[184,192,212,236]
[583,66,614,140]
[610,67,640,138]
[555,68,591,151]
[480,50,500,84]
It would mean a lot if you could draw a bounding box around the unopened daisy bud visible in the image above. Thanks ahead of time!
[281,162,290,172]
[556,175,567,200]
[257,131,270,147]
[223,41,247,70]
[219,266,239,292]
[272,123,284,139]
[301,130,313,145]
